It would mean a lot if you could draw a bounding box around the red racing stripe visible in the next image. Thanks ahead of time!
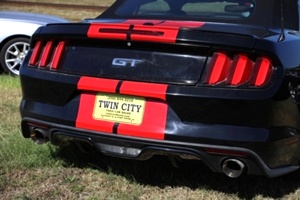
[76,77,118,132]
[77,76,119,93]
[120,81,168,101]
[76,77,169,139]
[87,20,205,43]
[119,81,168,140]
[76,93,115,133]
[118,100,168,140]
[87,23,130,40]
[78,76,168,100]
[130,25,178,43]
[76,94,168,140]
[87,23,180,43]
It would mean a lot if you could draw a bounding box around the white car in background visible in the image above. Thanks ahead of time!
[0,11,69,76]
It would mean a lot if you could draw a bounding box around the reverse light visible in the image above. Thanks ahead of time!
[28,40,66,70]
[205,52,274,88]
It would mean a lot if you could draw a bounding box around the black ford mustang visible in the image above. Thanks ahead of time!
[20,0,300,178]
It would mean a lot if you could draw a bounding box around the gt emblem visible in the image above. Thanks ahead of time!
[112,58,143,67]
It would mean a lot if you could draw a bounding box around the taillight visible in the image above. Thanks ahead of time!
[206,52,231,85]
[204,52,274,88]
[227,54,253,86]
[40,41,54,68]
[51,41,66,70]
[251,57,273,87]
[28,40,66,70]
[29,41,42,66]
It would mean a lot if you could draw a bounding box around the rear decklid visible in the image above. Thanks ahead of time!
[28,20,271,85]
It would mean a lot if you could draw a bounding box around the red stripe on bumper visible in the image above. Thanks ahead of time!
[78,77,168,100]
[118,100,167,140]
[76,77,168,140]
[77,76,119,93]
[76,94,167,140]
[120,81,168,101]
[76,93,114,133]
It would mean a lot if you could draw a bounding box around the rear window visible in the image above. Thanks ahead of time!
[114,0,255,19]
[100,0,299,30]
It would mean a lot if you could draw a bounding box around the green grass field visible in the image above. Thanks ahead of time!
[1,0,300,199]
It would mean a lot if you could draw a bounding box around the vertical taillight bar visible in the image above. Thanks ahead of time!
[227,55,253,86]
[39,41,53,67]
[206,52,231,84]
[51,41,66,70]
[29,41,42,66]
[251,57,273,87]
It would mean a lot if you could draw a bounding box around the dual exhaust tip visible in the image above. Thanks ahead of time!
[222,158,246,178]
[30,127,49,144]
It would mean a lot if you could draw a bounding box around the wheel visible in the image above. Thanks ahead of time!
[0,37,30,76]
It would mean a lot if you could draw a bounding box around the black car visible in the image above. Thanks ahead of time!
[20,0,300,178]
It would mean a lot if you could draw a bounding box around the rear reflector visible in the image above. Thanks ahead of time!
[204,148,249,157]
[205,52,274,87]
[28,40,66,70]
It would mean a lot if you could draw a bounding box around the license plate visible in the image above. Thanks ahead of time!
[93,93,145,125]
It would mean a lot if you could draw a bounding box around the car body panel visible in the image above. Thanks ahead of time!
[0,20,41,42]
[0,11,69,24]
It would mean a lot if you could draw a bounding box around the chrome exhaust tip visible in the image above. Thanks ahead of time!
[30,127,49,144]
[222,158,246,178]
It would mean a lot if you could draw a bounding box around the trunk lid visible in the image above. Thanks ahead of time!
[30,20,273,85]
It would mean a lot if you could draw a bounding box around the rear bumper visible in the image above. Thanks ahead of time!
[19,68,300,178]
[21,116,300,178]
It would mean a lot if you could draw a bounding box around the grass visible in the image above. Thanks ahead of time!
[1,0,300,199]
[0,76,57,169]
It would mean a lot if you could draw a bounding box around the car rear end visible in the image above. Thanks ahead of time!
[19,0,300,178]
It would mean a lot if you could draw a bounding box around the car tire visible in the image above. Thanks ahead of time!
[0,37,30,76]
